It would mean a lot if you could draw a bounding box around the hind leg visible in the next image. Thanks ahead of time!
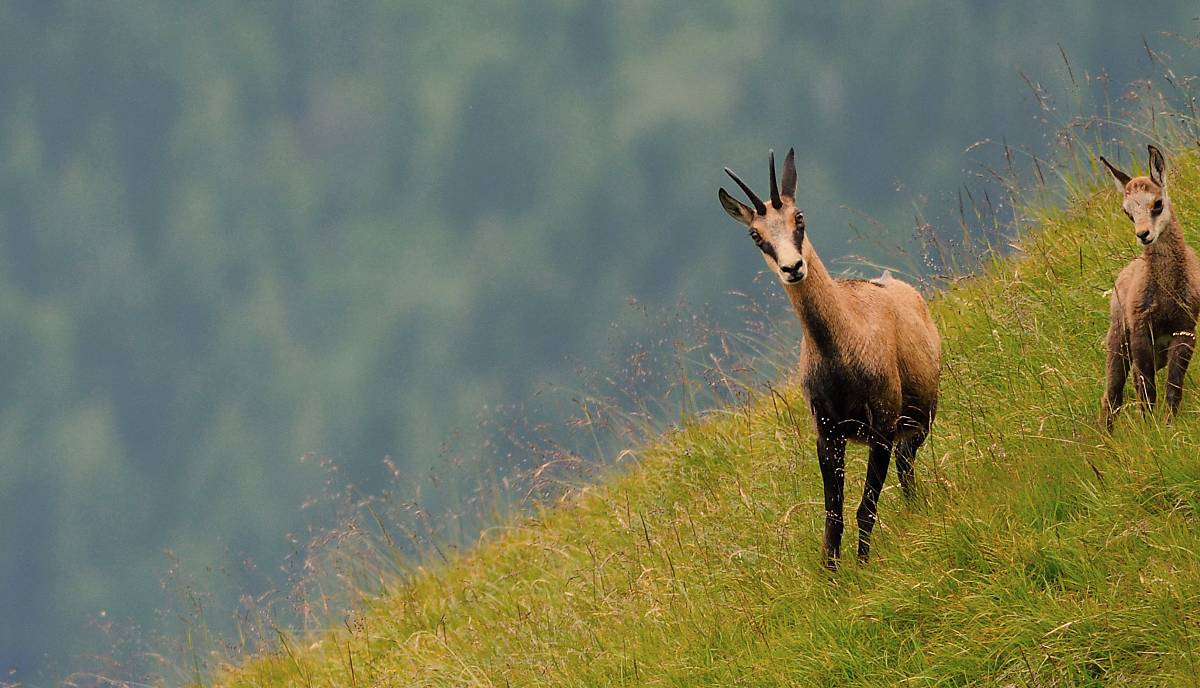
[1165,331,1196,416]
[894,431,926,501]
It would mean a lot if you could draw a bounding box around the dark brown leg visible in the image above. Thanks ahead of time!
[894,432,925,500]
[856,440,893,564]
[1100,323,1130,429]
[816,432,846,570]
[1165,331,1196,416]
[1130,331,1156,411]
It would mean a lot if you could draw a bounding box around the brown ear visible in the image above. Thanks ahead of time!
[1148,144,1167,187]
[1099,155,1131,194]
[718,187,755,226]
[781,148,797,199]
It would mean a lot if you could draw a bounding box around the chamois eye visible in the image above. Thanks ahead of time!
[1152,199,1163,214]
[748,229,777,260]
[1124,209,1133,221]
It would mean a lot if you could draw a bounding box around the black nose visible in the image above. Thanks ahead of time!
[1137,230,1150,240]
[780,261,804,274]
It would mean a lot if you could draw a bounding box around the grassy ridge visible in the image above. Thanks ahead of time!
[222,153,1200,686]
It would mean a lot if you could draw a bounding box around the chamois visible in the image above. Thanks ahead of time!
[718,149,941,568]
[1099,145,1200,428]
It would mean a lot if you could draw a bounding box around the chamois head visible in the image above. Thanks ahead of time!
[718,148,808,284]
[1100,145,1171,247]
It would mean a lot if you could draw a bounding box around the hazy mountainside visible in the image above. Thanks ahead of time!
[220,150,1200,686]
[2,0,1200,679]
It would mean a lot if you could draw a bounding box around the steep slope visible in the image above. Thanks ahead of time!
[222,153,1200,686]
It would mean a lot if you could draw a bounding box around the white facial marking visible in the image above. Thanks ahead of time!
[1125,191,1167,246]
[761,214,804,283]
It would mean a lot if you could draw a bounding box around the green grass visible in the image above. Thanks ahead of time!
[217,152,1200,687]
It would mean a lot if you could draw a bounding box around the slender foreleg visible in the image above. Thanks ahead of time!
[1100,322,1131,429]
[1130,329,1157,411]
[856,440,893,564]
[816,432,846,570]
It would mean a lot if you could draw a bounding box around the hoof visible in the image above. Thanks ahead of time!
[822,550,839,572]
[857,545,871,564]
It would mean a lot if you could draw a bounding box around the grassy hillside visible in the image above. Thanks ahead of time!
[218,151,1200,687]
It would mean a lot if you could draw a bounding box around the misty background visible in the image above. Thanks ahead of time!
[1,1,1196,681]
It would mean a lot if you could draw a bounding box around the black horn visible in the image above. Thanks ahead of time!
[724,167,766,215]
[781,148,797,199]
[768,149,782,209]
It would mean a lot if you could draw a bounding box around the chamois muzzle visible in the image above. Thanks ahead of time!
[780,259,807,283]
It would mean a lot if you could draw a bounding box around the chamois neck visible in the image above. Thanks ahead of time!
[1146,214,1185,261]
[782,244,850,355]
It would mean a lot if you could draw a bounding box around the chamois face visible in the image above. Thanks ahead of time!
[718,149,808,284]
[1101,145,1171,247]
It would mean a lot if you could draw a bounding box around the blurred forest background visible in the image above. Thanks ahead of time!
[0,1,1196,681]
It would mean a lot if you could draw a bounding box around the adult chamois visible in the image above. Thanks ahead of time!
[718,149,941,569]
[1099,145,1200,428]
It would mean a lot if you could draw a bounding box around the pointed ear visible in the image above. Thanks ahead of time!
[1148,144,1167,187]
[781,148,797,199]
[718,187,754,226]
[1099,155,1131,194]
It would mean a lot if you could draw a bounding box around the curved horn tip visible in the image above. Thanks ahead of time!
[768,149,782,209]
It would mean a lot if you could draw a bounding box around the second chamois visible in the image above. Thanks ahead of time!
[1099,145,1200,428]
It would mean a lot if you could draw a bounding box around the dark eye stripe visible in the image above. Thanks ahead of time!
[749,230,777,261]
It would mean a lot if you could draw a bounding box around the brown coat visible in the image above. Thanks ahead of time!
[785,248,940,445]
[719,148,941,568]
[1101,214,1200,424]
[1099,147,1200,426]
